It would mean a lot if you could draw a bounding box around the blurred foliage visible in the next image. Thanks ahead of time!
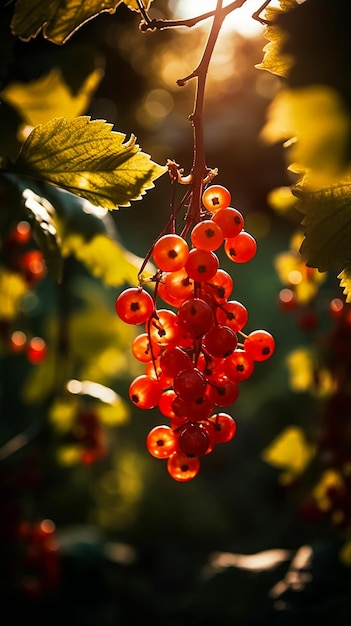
[1,1,351,625]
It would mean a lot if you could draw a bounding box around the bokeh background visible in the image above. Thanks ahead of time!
[1,1,351,624]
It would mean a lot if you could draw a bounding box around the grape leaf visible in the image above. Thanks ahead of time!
[11,0,153,44]
[294,173,351,273]
[12,117,166,209]
[255,0,297,78]
[1,67,104,127]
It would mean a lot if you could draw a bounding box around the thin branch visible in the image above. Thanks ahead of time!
[140,0,247,32]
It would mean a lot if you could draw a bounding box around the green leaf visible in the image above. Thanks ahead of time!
[11,0,154,44]
[295,173,351,272]
[12,116,166,209]
[1,67,104,126]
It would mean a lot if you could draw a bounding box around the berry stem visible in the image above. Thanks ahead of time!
[139,0,248,32]
[179,0,227,227]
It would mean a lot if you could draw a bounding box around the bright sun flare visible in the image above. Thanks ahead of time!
[174,0,271,38]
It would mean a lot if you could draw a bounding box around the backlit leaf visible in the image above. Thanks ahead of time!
[62,232,149,287]
[285,348,315,393]
[256,0,297,78]
[11,0,122,44]
[262,425,315,485]
[11,0,154,44]
[295,172,351,273]
[0,266,28,320]
[1,67,104,126]
[123,0,153,10]
[261,86,350,183]
[338,268,351,303]
[12,117,166,209]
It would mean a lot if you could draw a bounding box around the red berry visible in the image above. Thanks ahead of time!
[184,248,219,282]
[216,300,248,332]
[177,297,214,338]
[163,268,194,303]
[27,337,47,364]
[202,185,231,213]
[167,450,200,482]
[152,234,189,272]
[146,425,177,458]
[278,288,297,312]
[131,332,160,362]
[208,413,237,443]
[129,375,163,409]
[222,349,255,382]
[116,287,154,325]
[10,330,27,352]
[212,207,244,238]
[190,220,224,251]
[205,268,233,302]
[148,309,179,345]
[206,377,239,407]
[173,367,206,401]
[224,231,257,263]
[171,394,214,421]
[178,422,210,456]
[10,220,32,244]
[202,324,238,358]
[159,389,178,418]
[159,345,192,378]
[243,329,275,361]
[20,250,46,283]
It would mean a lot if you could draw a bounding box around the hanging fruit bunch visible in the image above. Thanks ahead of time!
[116,173,275,482]
[115,1,275,481]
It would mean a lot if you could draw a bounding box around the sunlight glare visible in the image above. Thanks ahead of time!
[173,0,271,38]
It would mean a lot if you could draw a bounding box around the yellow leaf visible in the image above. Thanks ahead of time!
[97,400,129,427]
[313,469,343,512]
[262,426,315,484]
[1,68,104,127]
[255,1,297,78]
[0,266,28,320]
[338,269,351,303]
[61,232,151,287]
[123,0,153,10]
[267,186,297,214]
[285,348,315,392]
[11,0,154,44]
[50,396,79,432]
[261,86,351,183]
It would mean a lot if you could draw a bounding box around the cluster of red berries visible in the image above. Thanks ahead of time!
[5,219,46,285]
[1,219,47,363]
[71,408,108,465]
[13,519,60,598]
[116,184,275,481]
